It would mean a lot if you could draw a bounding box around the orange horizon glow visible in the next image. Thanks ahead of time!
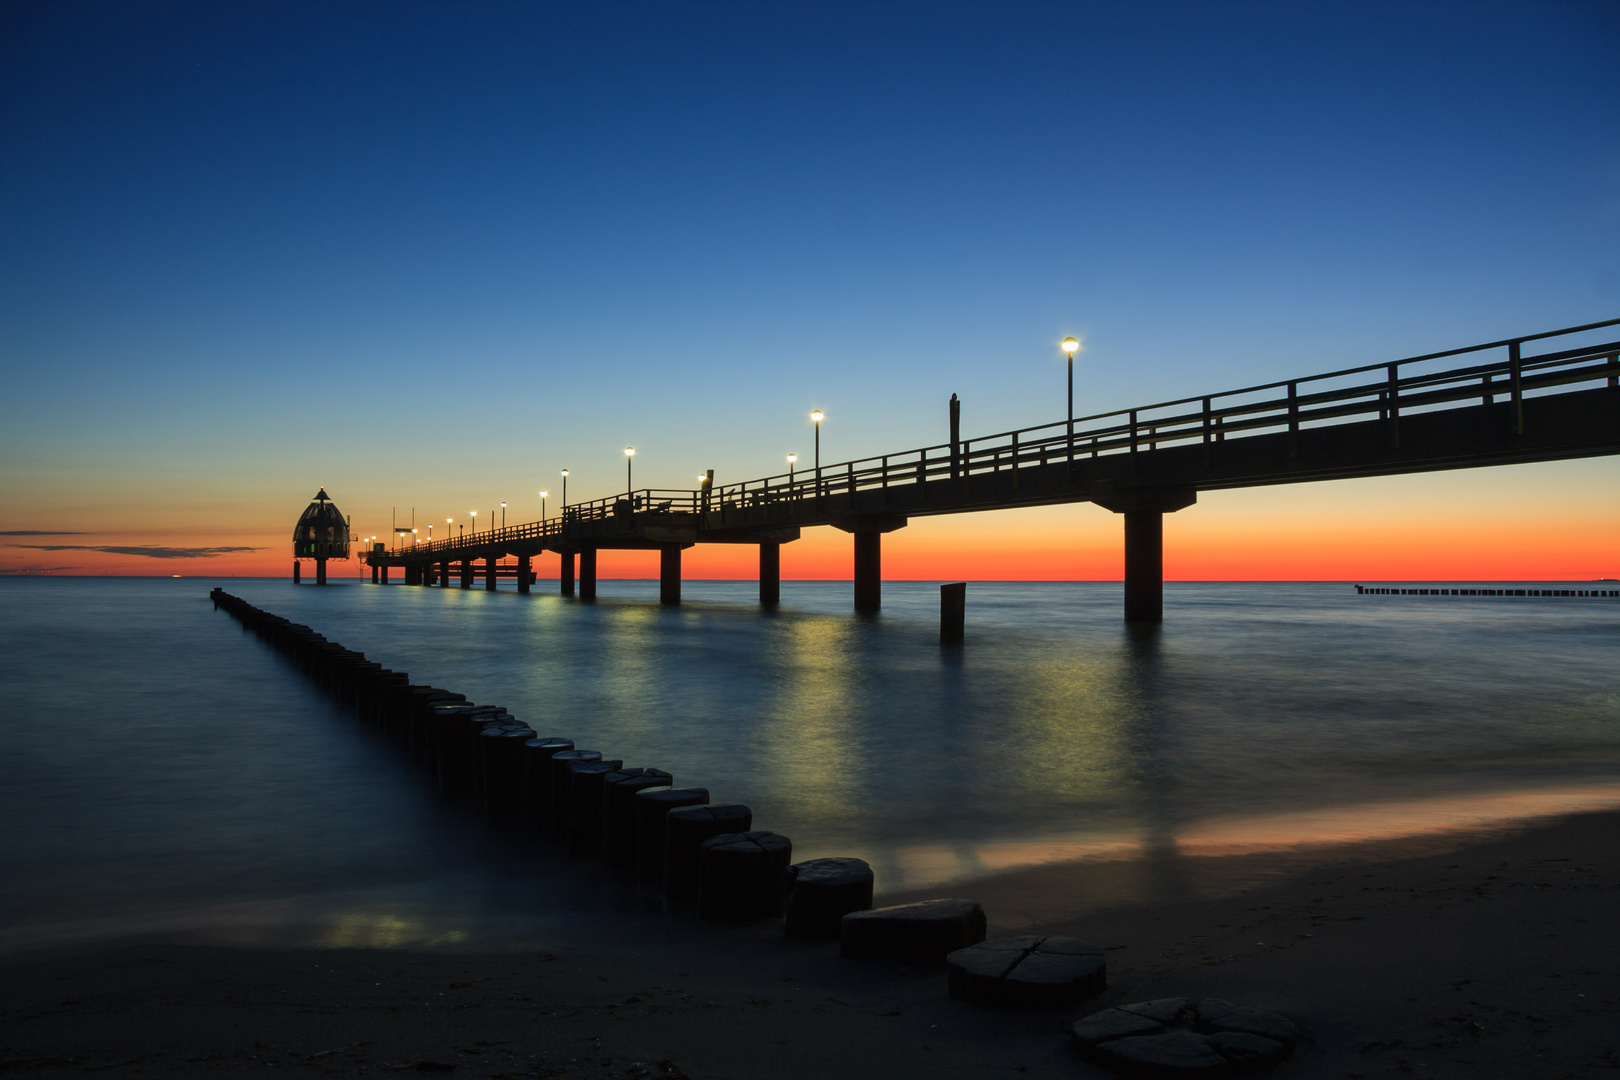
[5,462,1615,582]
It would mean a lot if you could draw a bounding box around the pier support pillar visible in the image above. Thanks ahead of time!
[579,548,597,600]
[1123,512,1162,623]
[439,560,449,587]
[832,513,906,614]
[1090,483,1197,624]
[517,554,531,593]
[660,544,682,605]
[316,557,328,586]
[484,556,497,591]
[560,550,576,596]
[370,563,378,584]
[460,559,473,589]
[293,560,301,584]
[759,541,780,604]
[853,532,880,611]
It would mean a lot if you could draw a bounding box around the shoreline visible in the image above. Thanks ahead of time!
[3,808,1615,1078]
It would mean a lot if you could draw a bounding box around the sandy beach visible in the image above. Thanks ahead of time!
[3,809,1615,1079]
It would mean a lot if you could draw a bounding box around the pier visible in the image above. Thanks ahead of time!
[366,319,1620,621]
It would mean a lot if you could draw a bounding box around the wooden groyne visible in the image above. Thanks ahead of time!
[207,588,888,937]
[1355,585,1618,597]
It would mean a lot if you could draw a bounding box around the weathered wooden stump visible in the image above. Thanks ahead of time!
[839,898,987,964]
[521,737,573,825]
[1094,1030,1228,1077]
[565,761,625,855]
[602,769,673,865]
[663,804,752,901]
[635,787,710,881]
[547,750,602,831]
[481,727,535,817]
[946,935,1105,1007]
[782,857,874,936]
[697,831,792,919]
[1072,997,1296,1076]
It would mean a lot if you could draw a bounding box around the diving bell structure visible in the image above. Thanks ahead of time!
[292,488,350,585]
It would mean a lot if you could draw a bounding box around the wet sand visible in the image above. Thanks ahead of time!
[2,810,1616,1079]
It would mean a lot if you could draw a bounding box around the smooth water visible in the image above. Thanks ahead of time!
[2,577,1617,949]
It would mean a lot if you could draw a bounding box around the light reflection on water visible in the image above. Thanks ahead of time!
[1,577,1616,948]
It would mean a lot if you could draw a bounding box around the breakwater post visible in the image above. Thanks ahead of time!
[940,582,966,644]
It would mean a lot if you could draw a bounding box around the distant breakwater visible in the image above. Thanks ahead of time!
[1355,585,1618,598]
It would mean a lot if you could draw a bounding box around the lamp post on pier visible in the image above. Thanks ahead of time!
[470,510,476,535]
[1061,337,1080,482]
[625,447,635,494]
[560,469,569,512]
[787,453,797,484]
[810,410,823,470]
[539,491,548,520]
[500,501,506,529]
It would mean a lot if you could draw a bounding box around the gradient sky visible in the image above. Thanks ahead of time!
[2,0,1616,579]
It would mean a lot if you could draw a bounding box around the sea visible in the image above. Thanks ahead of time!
[2,576,1617,952]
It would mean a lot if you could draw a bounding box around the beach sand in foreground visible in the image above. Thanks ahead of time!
[2,810,1616,1079]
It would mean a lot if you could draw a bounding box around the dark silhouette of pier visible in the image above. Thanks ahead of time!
[364,319,1620,621]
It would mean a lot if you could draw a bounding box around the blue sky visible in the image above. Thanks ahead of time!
[1,0,1616,570]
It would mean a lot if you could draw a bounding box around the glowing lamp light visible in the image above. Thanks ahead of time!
[810,410,824,423]
[1061,337,1080,355]
[787,454,797,464]
[624,446,635,457]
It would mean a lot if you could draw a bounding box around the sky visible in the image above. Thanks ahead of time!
[1,0,1616,580]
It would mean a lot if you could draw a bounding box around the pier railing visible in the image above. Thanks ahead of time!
[398,317,1618,558]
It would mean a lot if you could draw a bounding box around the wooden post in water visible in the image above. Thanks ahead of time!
[484,556,497,591]
[940,582,966,644]
[293,560,301,584]
[560,550,576,596]
[517,554,531,594]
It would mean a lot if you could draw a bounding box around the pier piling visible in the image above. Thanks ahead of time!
[660,544,682,605]
[759,541,781,604]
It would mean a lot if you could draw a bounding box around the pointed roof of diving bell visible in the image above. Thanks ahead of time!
[312,487,330,502]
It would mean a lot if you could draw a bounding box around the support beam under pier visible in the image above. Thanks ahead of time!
[833,514,906,614]
[293,560,301,584]
[759,541,780,604]
[484,556,497,591]
[317,557,328,586]
[579,548,597,600]
[853,532,880,612]
[660,544,682,605]
[560,551,575,596]
[1089,483,1197,625]
[1123,512,1163,624]
[460,559,473,589]
[517,554,531,593]
[439,560,449,587]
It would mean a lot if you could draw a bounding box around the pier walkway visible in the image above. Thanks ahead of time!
[366,319,1620,621]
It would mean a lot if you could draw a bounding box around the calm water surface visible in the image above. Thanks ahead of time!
[2,577,1616,948]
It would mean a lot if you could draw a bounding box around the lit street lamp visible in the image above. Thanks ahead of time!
[500,501,506,529]
[787,453,797,484]
[1061,337,1080,480]
[539,490,548,519]
[470,510,476,535]
[810,410,823,470]
[625,446,635,493]
[561,469,569,510]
